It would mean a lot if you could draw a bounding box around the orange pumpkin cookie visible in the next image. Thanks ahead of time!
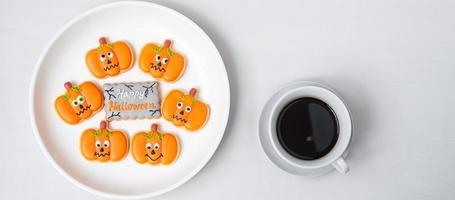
[85,37,133,78]
[162,88,209,131]
[80,121,128,162]
[132,124,179,165]
[139,39,185,82]
[55,81,103,124]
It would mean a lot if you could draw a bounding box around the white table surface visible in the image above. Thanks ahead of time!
[1,0,455,199]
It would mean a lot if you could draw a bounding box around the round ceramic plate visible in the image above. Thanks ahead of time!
[29,1,229,199]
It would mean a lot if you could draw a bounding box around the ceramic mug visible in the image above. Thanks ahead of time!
[258,81,352,176]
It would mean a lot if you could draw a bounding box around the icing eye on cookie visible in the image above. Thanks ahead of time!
[185,106,192,113]
[72,100,79,107]
[77,96,85,103]
[139,39,186,82]
[103,140,110,148]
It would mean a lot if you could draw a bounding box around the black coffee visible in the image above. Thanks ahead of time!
[276,97,339,160]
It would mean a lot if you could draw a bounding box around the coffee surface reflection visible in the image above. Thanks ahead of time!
[276,97,339,160]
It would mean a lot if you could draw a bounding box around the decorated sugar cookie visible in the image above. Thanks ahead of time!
[80,121,128,162]
[85,37,133,79]
[103,82,161,121]
[132,124,179,165]
[139,39,185,82]
[55,81,103,124]
[162,88,209,131]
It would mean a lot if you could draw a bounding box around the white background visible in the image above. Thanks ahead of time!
[1,0,455,199]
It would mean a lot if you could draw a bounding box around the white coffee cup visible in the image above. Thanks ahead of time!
[258,81,352,176]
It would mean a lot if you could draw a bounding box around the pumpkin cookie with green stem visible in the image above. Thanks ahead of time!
[139,39,185,82]
[132,124,179,165]
[55,81,103,124]
[161,88,209,131]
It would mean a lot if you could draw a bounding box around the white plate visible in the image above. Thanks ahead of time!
[29,1,230,199]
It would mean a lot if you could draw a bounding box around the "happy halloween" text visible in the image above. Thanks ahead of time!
[108,101,156,111]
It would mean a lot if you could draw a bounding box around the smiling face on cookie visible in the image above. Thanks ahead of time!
[143,133,163,164]
[132,124,179,165]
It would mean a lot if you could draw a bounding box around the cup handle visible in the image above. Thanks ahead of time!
[332,158,349,174]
